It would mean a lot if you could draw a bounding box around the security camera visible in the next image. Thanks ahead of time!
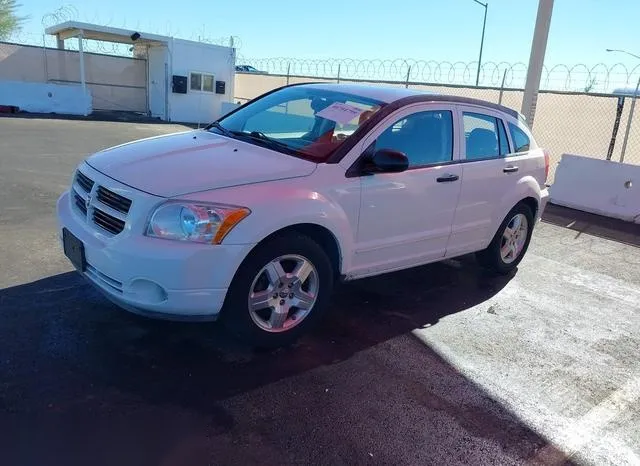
[130,32,141,41]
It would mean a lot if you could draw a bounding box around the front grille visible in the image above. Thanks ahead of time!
[96,186,132,214]
[71,170,131,236]
[73,190,87,216]
[93,208,126,235]
[75,171,94,193]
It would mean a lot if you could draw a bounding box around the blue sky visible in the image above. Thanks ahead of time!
[14,0,640,68]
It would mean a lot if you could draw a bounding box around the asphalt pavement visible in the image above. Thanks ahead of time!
[1,117,639,466]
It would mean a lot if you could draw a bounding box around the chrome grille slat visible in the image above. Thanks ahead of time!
[91,198,127,221]
[75,171,94,193]
[93,208,126,235]
[73,190,87,216]
[96,186,132,214]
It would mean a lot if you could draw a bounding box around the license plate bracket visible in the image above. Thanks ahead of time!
[62,228,86,272]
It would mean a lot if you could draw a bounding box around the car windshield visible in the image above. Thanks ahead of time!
[210,86,385,162]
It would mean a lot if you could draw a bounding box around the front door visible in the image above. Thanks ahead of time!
[350,104,462,277]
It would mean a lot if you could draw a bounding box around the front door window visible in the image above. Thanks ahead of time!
[374,110,454,167]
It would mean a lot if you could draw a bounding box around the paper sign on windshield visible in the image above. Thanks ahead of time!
[316,102,364,125]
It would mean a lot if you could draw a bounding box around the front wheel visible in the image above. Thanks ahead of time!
[476,203,534,274]
[221,233,334,348]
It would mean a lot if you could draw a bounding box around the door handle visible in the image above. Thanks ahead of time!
[503,165,519,173]
[436,173,459,183]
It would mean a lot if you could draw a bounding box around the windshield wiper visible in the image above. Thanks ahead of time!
[208,121,234,138]
[208,126,306,157]
[232,131,304,156]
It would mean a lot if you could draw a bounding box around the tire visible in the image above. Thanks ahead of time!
[221,232,334,348]
[476,203,535,275]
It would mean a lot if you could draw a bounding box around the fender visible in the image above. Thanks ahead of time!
[489,175,542,240]
[180,177,358,274]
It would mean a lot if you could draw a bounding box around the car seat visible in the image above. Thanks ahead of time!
[467,128,498,159]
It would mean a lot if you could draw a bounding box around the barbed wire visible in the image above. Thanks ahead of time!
[6,4,241,58]
[6,3,639,92]
[5,31,240,58]
[41,5,79,29]
[239,57,640,92]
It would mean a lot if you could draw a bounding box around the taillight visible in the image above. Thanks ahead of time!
[543,149,550,183]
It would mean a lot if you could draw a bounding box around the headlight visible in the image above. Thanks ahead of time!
[146,202,250,244]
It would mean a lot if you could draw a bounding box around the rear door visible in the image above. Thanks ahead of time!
[447,106,522,257]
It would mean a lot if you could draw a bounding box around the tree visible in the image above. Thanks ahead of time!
[0,0,24,40]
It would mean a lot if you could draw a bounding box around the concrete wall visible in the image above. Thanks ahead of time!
[0,42,48,82]
[234,73,640,182]
[168,39,235,124]
[1,40,236,122]
[0,42,147,113]
[0,81,91,115]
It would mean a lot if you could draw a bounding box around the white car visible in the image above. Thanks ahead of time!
[57,83,549,347]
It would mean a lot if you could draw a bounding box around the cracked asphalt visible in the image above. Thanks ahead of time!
[1,117,639,466]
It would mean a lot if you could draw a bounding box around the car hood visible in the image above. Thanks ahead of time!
[86,130,317,197]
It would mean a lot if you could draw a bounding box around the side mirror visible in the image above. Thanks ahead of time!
[363,149,409,174]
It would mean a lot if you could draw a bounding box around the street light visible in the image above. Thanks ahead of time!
[606,48,640,61]
[473,0,488,86]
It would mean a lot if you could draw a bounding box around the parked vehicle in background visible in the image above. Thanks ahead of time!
[235,65,267,74]
[57,83,549,347]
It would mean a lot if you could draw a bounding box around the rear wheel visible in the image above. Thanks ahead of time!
[476,203,534,274]
[221,233,334,348]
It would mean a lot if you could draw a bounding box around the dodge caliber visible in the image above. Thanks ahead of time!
[57,83,549,347]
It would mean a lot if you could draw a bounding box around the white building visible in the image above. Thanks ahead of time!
[41,21,236,123]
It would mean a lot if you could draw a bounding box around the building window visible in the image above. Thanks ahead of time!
[190,72,214,92]
[190,73,201,91]
[202,74,214,92]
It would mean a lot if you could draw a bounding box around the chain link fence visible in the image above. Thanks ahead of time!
[626,108,640,165]
[234,63,640,183]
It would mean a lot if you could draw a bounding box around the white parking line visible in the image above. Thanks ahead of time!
[531,376,640,465]
[412,246,640,465]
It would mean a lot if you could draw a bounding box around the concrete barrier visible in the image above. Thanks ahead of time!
[550,154,640,223]
[0,81,92,116]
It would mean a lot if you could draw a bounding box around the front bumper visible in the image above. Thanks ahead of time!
[56,174,255,319]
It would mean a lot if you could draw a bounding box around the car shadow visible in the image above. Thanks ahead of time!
[0,258,573,466]
[0,255,510,400]
[542,203,640,248]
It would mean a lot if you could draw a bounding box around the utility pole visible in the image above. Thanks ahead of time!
[521,0,554,126]
[473,0,488,87]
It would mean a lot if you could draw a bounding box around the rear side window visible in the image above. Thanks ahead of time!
[508,123,531,152]
[463,112,509,160]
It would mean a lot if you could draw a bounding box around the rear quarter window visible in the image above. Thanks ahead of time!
[508,123,531,152]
